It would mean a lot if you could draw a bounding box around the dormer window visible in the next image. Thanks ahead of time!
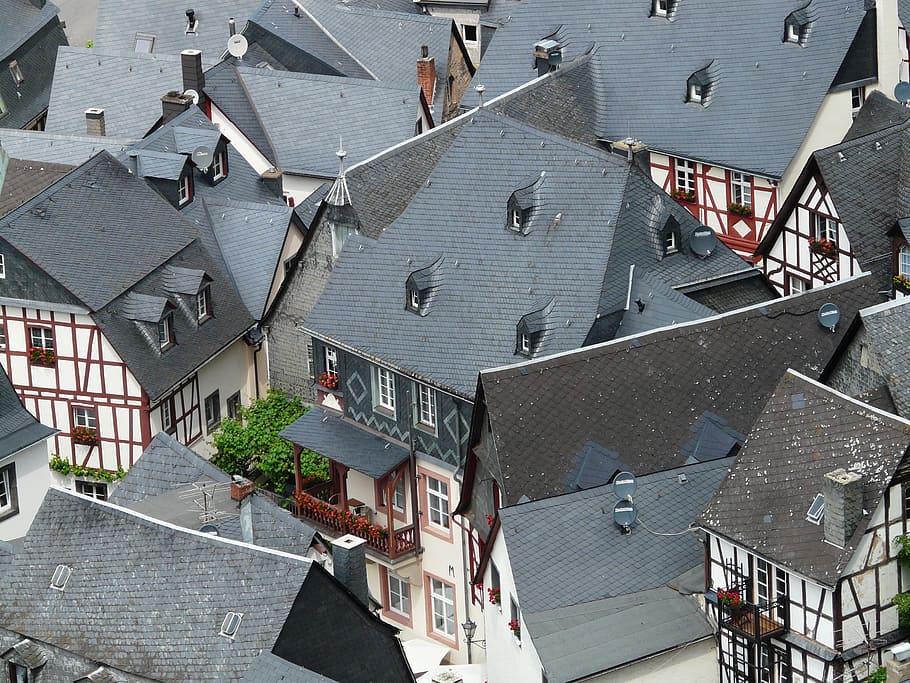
[662,215,681,256]
[509,208,523,232]
[405,256,443,316]
[407,286,421,312]
[651,0,676,17]
[158,314,175,350]
[178,174,192,206]
[665,231,677,253]
[518,332,532,355]
[508,173,545,235]
[515,298,555,358]
[686,64,714,106]
[783,2,812,45]
[211,150,227,181]
[196,285,212,322]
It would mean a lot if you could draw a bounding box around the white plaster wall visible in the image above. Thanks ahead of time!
[193,337,254,455]
[264,224,305,317]
[281,174,326,207]
[209,104,273,174]
[595,638,718,683]
[0,441,54,540]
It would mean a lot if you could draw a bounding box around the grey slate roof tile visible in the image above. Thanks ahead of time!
[467,0,870,177]
[857,298,910,417]
[0,158,72,219]
[699,370,910,587]
[0,366,55,463]
[242,651,338,682]
[477,275,881,505]
[0,0,60,59]
[0,129,135,166]
[844,90,910,142]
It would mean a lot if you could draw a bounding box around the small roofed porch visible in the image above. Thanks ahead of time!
[281,407,420,561]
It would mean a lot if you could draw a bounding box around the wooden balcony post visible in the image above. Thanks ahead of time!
[293,444,303,496]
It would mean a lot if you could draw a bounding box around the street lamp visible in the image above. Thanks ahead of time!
[462,619,486,649]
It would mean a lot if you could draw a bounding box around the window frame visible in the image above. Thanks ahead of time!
[134,32,156,53]
[426,475,450,530]
[427,574,457,641]
[161,396,176,434]
[158,314,175,350]
[227,392,242,419]
[729,171,753,208]
[0,324,6,350]
[787,274,809,295]
[388,571,411,617]
[73,406,98,430]
[462,23,478,43]
[675,158,695,194]
[204,390,221,431]
[29,326,54,351]
[8,60,24,86]
[509,208,522,232]
[196,285,212,322]
[7,661,29,683]
[653,0,669,17]
[75,480,108,500]
[376,366,396,415]
[900,246,910,279]
[519,332,531,355]
[665,230,678,254]
[332,223,358,258]
[0,462,19,520]
[211,150,227,181]
[417,383,437,429]
[812,212,838,242]
[407,287,421,313]
[510,595,522,643]
[0,253,5,279]
[324,346,338,376]
[851,86,866,116]
[177,174,192,206]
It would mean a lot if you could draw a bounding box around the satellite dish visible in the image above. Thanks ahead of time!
[690,226,718,258]
[613,499,638,532]
[895,81,910,104]
[184,88,200,105]
[227,34,248,59]
[192,145,212,170]
[612,471,637,500]
[198,523,220,536]
[818,303,841,332]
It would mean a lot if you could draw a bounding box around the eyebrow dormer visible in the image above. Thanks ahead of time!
[162,265,213,325]
[405,256,444,316]
[515,298,556,357]
[783,1,813,45]
[507,172,546,234]
[662,215,681,256]
[686,62,715,106]
[650,0,679,19]
[121,292,178,353]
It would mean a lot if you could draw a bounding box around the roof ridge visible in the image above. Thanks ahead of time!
[816,118,910,157]
[56,45,186,63]
[789,368,910,428]
[235,64,412,90]
[288,0,379,79]
[486,50,594,109]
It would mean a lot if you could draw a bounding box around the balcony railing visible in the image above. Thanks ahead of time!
[290,490,418,560]
[719,596,789,641]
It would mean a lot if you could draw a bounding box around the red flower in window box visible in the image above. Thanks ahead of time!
[72,426,99,446]
[716,588,742,608]
[727,202,753,217]
[29,347,56,367]
[671,188,696,203]
[508,619,521,638]
[894,274,910,292]
[317,372,339,390]
[486,514,495,528]
[809,238,837,256]
[488,587,501,605]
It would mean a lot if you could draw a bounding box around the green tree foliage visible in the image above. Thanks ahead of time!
[210,390,328,491]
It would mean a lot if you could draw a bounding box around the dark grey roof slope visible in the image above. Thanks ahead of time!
[0,129,135,166]
[0,367,55,463]
[242,651,337,683]
[854,298,910,418]
[616,270,716,338]
[203,60,277,162]
[0,151,198,310]
[700,371,910,587]
[0,158,72,219]
[472,275,881,506]
[44,47,190,138]
[499,459,726,681]
[0,1,67,128]
[304,110,754,397]
[94,0,262,58]
[844,90,910,142]
[468,0,869,177]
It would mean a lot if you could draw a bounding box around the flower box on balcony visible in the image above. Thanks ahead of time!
[672,189,696,203]
[317,372,339,390]
[727,202,753,217]
[29,347,56,367]
[72,426,99,446]
[894,274,910,293]
[809,238,837,257]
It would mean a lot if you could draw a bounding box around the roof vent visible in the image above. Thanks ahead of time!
[185,8,198,35]
[50,564,72,591]
[533,39,562,77]
[220,611,243,639]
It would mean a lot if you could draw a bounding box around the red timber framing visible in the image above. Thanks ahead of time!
[154,375,204,447]
[651,155,778,260]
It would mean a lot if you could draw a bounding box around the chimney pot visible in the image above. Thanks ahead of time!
[180,49,205,105]
[823,468,863,548]
[228,17,236,35]
[421,44,429,59]
[230,477,256,502]
[331,534,369,607]
[85,108,106,137]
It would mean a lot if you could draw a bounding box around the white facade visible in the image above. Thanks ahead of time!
[0,440,54,541]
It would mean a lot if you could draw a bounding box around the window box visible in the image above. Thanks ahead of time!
[727,202,753,217]
[317,372,339,390]
[29,347,56,367]
[809,238,837,257]
[894,274,910,293]
[508,619,521,639]
[487,587,501,605]
[671,188,696,203]
[72,426,99,446]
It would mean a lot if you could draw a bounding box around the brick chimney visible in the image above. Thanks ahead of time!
[331,534,369,607]
[230,476,256,502]
[417,45,436,106]
[823,468,864,548]
[180,49,205,106]
[85,108,106,137]
[161,91,193,123]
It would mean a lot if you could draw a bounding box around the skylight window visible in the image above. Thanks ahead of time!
[134,33,156,53]
[50,564,72,591]
[8,60,24,86]
[806,493,825,524]
[220,611,243,639]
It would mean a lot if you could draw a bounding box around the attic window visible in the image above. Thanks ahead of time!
[50,564,72,591]
[651,0,675,17]
[509,208,524,232]
[8,60,24,86]
[507,173,544,234]
[517,331,534,356]
[196,285,212,322]
[220,611,243,639]
[405,256,443,316]
[783,2,812,45]
[662,215,681,255]
[406,286,422,313]
[178,174,193,207]
[806,493,825,524]
[158,314,175,350]
[686,65,713,105]
[515,298,555,357]
[134,33,156,53]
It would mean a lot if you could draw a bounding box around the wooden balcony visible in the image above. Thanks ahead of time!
[720,597,789,642]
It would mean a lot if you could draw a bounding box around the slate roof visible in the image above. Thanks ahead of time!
[242,651,337,683]
[0,487,411,682]
[44,47,193,139]
[700,371,910,587]
[204,65,423,176]
[282,408,410,479]
[303,109,756,397]
[467,0,870,177]
[0,158,72,219]
[0,366,55,463]
[498,459,727,681]
[849,297,910,418]
[616,269,716,338]
[471,275,881,506]
[0,1,67,129]
[0,129,135,166]
[843,90,910,142]
[94,0,263,59]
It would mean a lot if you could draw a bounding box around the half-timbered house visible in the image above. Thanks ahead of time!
[466,0,907,257]
[0,150,256,473]
[700,370,910,683]
[756,91,910,296]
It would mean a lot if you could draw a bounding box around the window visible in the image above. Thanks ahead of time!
[756,558,770,606]
[407,287,421,312]
[161,397,175,434]
[0,93,7,116]
[665,231,677,254]
[688,81,706,103]
[510,596,521,642]
[775,568,788,621]
[332,223,358,258]
[901,246,910,278]
[306,341,315,380]
[178,174,192,206]
[491,562,501,600]
[381,476,406,512]
[211,150,227,181]
[462,23,478,43]
[158,314,174,350]
[675,158,695,194]
[806,493,825,524]
[73,406,97,429]
[204,390,221,430]
[430,577,456,638]
[787,275,809,295]
[196,285,212,322]
[652,0,669,17]
[75,480,107,500]
[376,366,396,413]
[418,384,436,428]
[7,662,28,683]
[8,60,24,86]
[812,213,837,242]
[227,392,242,419]
[730,172,752,207]
[759,644,772,683]
[509,208,522,232]
[0,463,17,517]
[29,326,54,350]
[427,475,449,529]
[517,330,534,357]
[388,573,411,616]
[220,612,243,639]
[785,21,800,43]
[134,32,156,53]
[284,257,295,276]
[851,86,866,117]
[0,325,6,350]
[0,253,5,278]
[324,347,338,375]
